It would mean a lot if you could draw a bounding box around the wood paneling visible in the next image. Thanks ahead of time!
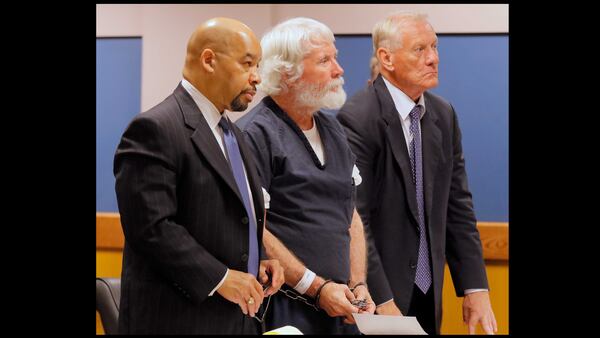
[441,261,508,334]
[96,213,508,260]
[477,222,508,260]
[96,212,124,250]
[96,213,508,334]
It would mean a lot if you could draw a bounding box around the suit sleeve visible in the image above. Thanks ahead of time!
[114,116,228,304]
[337,110,394,305]
[444,105,489,296]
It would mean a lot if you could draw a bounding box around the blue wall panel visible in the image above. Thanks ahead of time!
[96,38,142,212]
[334,35,508,221]
[95,35,507,221]
[334,36,374,99]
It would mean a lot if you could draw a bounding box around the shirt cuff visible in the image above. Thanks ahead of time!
[464,288,488,295]
[375,298,395,307]
[208,268,229,296]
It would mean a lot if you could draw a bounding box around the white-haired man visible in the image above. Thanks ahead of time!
[236,17,375,334]
[337,12,497,334]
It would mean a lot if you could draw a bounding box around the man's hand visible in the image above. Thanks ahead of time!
[463,291,497,334]
[317,282,359,324]
[216,270,264,317]
[351,284,376,314]
[258,259,285,296]
[375,300,403,316]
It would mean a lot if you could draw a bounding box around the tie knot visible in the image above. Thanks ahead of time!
[410,105,422,121]
[218,116,230,132]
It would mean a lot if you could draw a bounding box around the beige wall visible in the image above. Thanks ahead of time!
[96,4,143,37]
[97,4,273,116]
[96,4,508,117]
[272,4,508,34]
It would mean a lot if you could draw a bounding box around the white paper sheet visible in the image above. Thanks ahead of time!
[352,313,428,335]
[263,325,303,335]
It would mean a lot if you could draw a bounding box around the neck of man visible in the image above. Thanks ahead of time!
[271,94,315,130]
[381,72,424,103]
[184,73,226,114]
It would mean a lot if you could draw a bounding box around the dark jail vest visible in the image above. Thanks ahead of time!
[237,96,356,283]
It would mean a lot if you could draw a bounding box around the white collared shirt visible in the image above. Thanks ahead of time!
[181,79,261,296]
[382,76,426,155]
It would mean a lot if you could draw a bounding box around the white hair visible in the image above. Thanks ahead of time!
[258,17,335,96]
[372,11,430,52]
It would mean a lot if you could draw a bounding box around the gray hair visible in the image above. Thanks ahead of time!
[258,17,335,96]
[372,11,430,53]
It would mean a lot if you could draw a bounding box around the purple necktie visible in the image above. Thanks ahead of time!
[409,105,432,294]
[219,117,259,277]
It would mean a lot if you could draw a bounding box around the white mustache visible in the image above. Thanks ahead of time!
[324,77,344,91]
[293,76,347,111]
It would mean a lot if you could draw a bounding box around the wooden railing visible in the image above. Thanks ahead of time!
[96,212,508,260]
[96,212,124,250]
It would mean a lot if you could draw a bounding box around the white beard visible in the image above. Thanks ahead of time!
[294,77,347,111]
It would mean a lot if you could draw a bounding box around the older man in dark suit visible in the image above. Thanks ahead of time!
[113,17,284,334]
[337,12,496,335]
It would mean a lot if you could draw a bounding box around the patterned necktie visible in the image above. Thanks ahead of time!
[409,105,432,294]
[218,117,259,277]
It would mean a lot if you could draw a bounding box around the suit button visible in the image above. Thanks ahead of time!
[409,261,417,269]
[241,216,249,224]
[241,253,248,262]
[257,218,262,224]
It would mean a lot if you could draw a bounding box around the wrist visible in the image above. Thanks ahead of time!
[293,268,316,295]
[314,279,334,309]
[349,281,367,291]
[306,275,325,298]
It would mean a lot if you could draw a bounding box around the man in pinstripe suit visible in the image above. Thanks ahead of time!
[113,17,284,334]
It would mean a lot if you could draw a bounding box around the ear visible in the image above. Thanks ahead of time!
[377,47,394,72]
[279,71,294,92]
[280,71,289,83]
[200,49,216,73]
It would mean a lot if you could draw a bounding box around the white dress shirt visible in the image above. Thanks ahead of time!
[382,76,426,154]
[181,79,260,296]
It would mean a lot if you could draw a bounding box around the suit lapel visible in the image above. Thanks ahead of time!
[374,77,420,226]
[173,84,244,205]
[421,95,442,233]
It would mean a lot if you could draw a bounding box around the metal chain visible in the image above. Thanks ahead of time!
[276,287,320,311]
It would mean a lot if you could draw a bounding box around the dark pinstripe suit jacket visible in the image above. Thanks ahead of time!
[113,83,266,334]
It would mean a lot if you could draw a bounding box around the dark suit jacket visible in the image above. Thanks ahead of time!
[113,83,266,334]
[337,75,488,332]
